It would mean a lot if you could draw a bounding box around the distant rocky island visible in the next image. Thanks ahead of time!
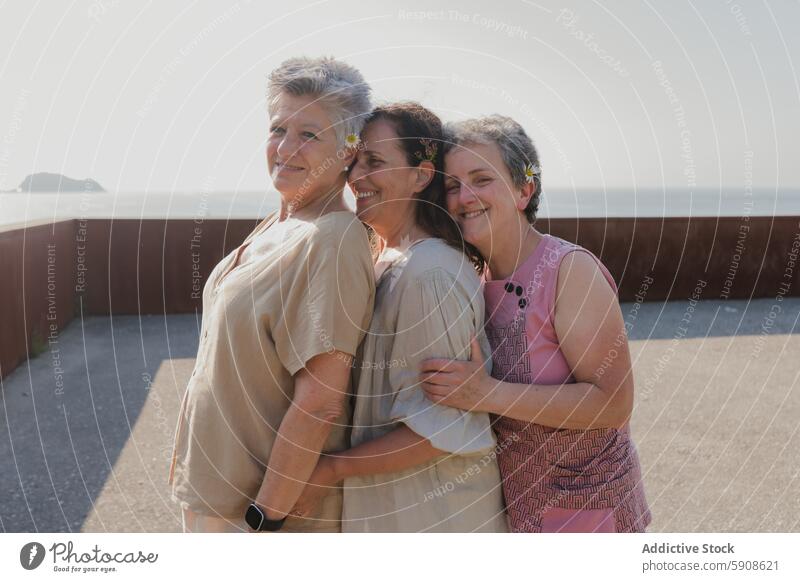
[2,172,105,193]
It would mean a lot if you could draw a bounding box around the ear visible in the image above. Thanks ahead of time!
[412,160,435,194]
[341,146,358,170]
[517,180,535,212]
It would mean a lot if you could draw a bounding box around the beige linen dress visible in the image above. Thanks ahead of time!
[169,210,375,532]
[342,238,507,532]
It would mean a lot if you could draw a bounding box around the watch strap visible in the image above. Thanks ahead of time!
[246,503,286,532]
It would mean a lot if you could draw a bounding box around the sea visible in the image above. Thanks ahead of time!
[0,188,797,228]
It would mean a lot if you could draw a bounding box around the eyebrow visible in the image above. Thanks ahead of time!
[445,168,493,182]
[269,118,322,131]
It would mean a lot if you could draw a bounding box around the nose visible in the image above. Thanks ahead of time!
[457,183,479,207]
[275,131,300,160]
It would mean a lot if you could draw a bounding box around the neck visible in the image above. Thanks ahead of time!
[374,208,428,249]
[280,181,347,220]
[485,219,543,279]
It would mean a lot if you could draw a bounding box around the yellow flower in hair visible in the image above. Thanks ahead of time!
[524,163,540,183]
[345,133,360,148]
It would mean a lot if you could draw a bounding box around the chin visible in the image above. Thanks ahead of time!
[356,208,379,229]
[455,222,481,247]
[273,174,306,193]
[355,200,380,224]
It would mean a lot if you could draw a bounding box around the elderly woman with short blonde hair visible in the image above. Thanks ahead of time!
[169,56,375,533]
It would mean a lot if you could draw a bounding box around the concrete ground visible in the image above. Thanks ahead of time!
[1,299,798,532]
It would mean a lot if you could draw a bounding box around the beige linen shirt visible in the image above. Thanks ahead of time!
[169,210,375,532]
[342,238,507,532]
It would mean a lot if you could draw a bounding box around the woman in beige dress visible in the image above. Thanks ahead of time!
[169,57,375,533]
[290,103,507,532]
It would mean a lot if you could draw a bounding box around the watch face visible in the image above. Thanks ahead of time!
[245,504,264,530]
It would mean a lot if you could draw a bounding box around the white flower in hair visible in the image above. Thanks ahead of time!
[524,163,540,183]
[345,133,360,148]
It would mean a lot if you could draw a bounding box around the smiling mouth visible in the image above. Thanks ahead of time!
[460,208,487,219]
[275,161,304,172]
[355,190,378,200]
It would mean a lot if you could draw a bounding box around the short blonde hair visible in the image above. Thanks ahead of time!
[267,56,371,145]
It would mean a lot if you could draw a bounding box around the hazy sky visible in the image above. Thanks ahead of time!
[1,0,798,193]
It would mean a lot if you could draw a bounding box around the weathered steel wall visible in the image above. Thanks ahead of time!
[541,216,800,302]
[2,215,798,379]
[0,221,76,378]
[80,219,259,315]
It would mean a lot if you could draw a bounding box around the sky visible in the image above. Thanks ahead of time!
[1,0,798,194]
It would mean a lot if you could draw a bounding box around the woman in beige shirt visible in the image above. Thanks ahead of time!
[290,103,507,532]
[169,57,375,533]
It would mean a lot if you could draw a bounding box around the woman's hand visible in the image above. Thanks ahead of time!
[289,455,340,519]
[419,336,493,412]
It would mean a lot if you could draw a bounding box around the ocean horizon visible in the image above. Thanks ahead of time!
[1,188,797,228]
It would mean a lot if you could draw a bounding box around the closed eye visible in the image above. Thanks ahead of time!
[302,131,318,140]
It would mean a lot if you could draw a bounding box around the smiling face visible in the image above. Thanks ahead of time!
[444,141,532,253]
[347,118,423,233]
[266,93,348,205]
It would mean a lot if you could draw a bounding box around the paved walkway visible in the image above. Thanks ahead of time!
[1,299,798,532]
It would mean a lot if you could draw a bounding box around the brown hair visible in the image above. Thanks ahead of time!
[364,102,485,272]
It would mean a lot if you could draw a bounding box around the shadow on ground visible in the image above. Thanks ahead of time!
[0,313,199,532]
[1,299,798,532]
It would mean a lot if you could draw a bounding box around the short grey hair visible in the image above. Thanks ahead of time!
[444,115,541,223]
[267,56,371,145]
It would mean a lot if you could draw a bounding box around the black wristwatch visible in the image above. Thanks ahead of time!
[245,502,286,532]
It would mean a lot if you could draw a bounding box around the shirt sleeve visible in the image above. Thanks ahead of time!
[272,218,375,376]
[388,267,496,455]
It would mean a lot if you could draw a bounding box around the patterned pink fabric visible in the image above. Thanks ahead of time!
[484,234,651,533]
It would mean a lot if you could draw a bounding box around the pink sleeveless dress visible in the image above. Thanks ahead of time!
[484,234,651,533]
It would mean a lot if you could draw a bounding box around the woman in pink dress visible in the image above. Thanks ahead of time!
[419,115,651,533]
